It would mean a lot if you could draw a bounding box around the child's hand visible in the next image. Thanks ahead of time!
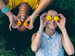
[9,14,20,31]
[56,13,66,31]
[40,12,48,28]
[25,15,35,30]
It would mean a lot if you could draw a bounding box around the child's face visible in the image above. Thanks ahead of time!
[46,10,58,30]
[16,13,29,32]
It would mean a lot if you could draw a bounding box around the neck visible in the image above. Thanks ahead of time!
[18,3,30,15]
[45,27,55,36]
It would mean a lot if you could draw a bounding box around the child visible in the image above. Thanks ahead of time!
[31,10,74,56]
[0,0,54,31]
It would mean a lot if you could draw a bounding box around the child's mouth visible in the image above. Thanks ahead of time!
[49,22,55,26]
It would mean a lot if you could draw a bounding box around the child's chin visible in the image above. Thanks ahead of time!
[49,26,55,29]
[49,27,55,30]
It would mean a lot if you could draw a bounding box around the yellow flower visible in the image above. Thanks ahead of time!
[54,16,59,21]
[17,21,21,26]
[46,15,52,20]
[24,22,28,26]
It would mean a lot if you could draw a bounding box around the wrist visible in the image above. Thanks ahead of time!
[32,13,37,18]
[40,25,44,28]
[32,11,39,18]
[33,11,39,17]
[34,10,40,15]
[39,26,44,32]
[6,11,13,18]
[1,6,9,14]
[37,31,43,35]
[30,15,36,24]
[61,27,66,33]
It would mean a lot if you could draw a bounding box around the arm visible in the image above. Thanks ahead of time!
[31,27,43,52]
[34,0,54,15]
[25,0,53,30]
[0,0,12,17]
[0,0,20,31]
[31,13,48,52]
[60,28,74,55]
[56,13,74,55]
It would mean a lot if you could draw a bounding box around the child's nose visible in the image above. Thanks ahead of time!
[21,18,25,22]
[51,18,54,22]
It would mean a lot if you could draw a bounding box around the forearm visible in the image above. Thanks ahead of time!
[61,28,74,55]
[0,0,6,10]
[32,27,44,52]
[0,0,12,17]
[34,0,54,15]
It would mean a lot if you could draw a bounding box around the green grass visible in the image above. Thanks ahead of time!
[0,0,75,56]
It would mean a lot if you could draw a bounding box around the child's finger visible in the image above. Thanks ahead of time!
[57,14,61,17]
[9,25,12,31]
[41,12,47,17]
[43,17,46,20]
[29,25,33,30]
[58,13,64,19]
[25,19,29,22]
[45,20,48,24]
[60,13,65,18]
[58,18,61,21]
[40,12,47,18]
[12,25,19,28]
[25,17,30,22]
[15,16,20,21]
[56,21,59,25]
[16,18,20,21]
[60,13,64,17]
[25,26,29,29]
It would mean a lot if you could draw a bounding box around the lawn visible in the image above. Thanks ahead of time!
[0,0,75,56]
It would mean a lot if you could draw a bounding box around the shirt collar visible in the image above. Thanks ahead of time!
[43,31,57,40]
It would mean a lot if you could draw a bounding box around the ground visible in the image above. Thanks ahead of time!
[0,0,75,56]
